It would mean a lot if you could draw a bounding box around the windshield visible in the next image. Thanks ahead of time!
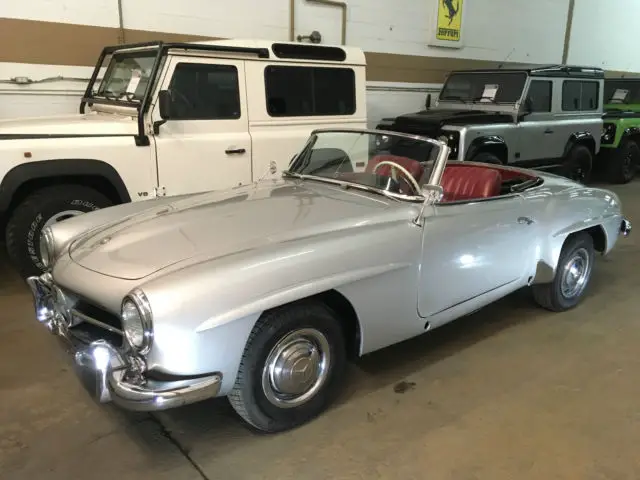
[604,80,640,105]
[439,71,527,104]
[91,49,158,103]
[286,130,445,199]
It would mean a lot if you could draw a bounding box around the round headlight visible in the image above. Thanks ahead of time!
[39,227,54,269]
[121,289,153,353]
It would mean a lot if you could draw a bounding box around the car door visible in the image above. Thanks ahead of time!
[151,56,252,196]
[417,194,536,326]
[517,79,559,163]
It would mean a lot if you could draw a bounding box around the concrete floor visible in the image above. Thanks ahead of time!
[1,181,639,480]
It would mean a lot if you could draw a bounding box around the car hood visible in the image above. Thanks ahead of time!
[0,112,138,138]
[384,108,514,135]
[69,180,395,280]
[603,105,640,117]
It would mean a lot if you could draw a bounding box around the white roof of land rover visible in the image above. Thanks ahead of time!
[176,38,367,65]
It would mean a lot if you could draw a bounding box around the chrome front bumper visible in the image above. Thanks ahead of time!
[620,218,632,237]
[27,273,222,412]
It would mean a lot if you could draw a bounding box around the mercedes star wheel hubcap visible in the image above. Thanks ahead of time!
[560,248,590,299]
[262,328,331,408]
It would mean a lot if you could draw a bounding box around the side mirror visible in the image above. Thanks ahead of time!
[421,184,444,205]
[269,160,278,175]
[425,93,432,110]
[158,90,173,120]
[522,97,533,115]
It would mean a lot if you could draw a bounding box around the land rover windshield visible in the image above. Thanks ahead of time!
[284,130,446,199]
[604,81,640,105]
[90,49,158,103]
[439,71,527,104]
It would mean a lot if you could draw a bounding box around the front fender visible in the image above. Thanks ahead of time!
[139,217,424,390]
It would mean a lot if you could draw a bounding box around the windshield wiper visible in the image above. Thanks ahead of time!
[93,90,138,102]
[441,95,469,104]
[282,170,303,179]
[474,96,497,103]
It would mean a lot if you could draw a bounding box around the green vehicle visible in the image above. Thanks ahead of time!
[600,78,640,183]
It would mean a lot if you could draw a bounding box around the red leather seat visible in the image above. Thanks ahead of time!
[366,155,424,192]
[440,165,502,202]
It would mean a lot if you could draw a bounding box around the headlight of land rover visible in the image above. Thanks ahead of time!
[121,289,153,354]
[602,123,616,143]
[39,226,55,269]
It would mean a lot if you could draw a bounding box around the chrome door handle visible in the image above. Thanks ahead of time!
[517,216,534,225]
[225,147,246,155]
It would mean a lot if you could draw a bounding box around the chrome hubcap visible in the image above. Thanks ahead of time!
[262,328,331,408]
[560,248,590,298]
[43,209,84,228]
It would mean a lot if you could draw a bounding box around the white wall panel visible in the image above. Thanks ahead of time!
[2,0,119,28]
[567,0,639,72]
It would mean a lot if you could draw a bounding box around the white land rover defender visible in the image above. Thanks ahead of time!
[0,39,367,278]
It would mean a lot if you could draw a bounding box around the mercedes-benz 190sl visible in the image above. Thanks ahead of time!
[27,128,631,433]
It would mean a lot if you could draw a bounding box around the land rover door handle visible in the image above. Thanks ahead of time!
[225,147,246,155]
[517,216,534,225]
[544,128,554,134]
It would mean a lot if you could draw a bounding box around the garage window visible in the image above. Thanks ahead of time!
[168,63,241,120]
[264,65,356,117]
[562,80,599,111]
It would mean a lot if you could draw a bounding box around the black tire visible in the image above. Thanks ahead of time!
[531,232,595,312]
[606,138,640,184]
[228,301,347,433]
[562,144,593,184]
[470,151,502,164]
[6,184,113,279]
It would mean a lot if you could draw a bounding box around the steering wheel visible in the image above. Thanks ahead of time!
[372,160,421,195]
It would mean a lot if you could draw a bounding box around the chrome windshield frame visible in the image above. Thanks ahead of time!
[287,128,451,202]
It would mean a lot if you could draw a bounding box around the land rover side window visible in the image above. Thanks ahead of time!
[562,80,599,111]
[525,80,552,112]
[264,66,356,117]
[168,63,241,120]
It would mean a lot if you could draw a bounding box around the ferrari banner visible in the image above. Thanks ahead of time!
[436,0,464,42]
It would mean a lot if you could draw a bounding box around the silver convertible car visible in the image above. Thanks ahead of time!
[28,128,631,433]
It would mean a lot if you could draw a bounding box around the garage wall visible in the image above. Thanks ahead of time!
[1,0,571,123]
[566,0,640,74]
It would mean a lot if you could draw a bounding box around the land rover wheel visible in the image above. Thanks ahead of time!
[228,301,347,433]
[6,185,113,279]
[470,151,502,164]
[607,138,640,184]
[563,144,593,184]
[531,232,595,312]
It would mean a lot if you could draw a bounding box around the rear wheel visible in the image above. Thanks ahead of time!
[5,185,113,279]
[228,301,347,433]
[562,144,593,184]
[606,138,640,184]
[531,232,595,312]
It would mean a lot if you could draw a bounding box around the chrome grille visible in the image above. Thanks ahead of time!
[57,286,124,348]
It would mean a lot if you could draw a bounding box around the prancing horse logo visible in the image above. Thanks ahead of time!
[443,0,460,25]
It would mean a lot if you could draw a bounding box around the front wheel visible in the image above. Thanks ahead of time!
[228,301,347,433]
[606,138,640,184]
[531,232,595,312]
[5,185,113,279]
[470,151,502,164]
